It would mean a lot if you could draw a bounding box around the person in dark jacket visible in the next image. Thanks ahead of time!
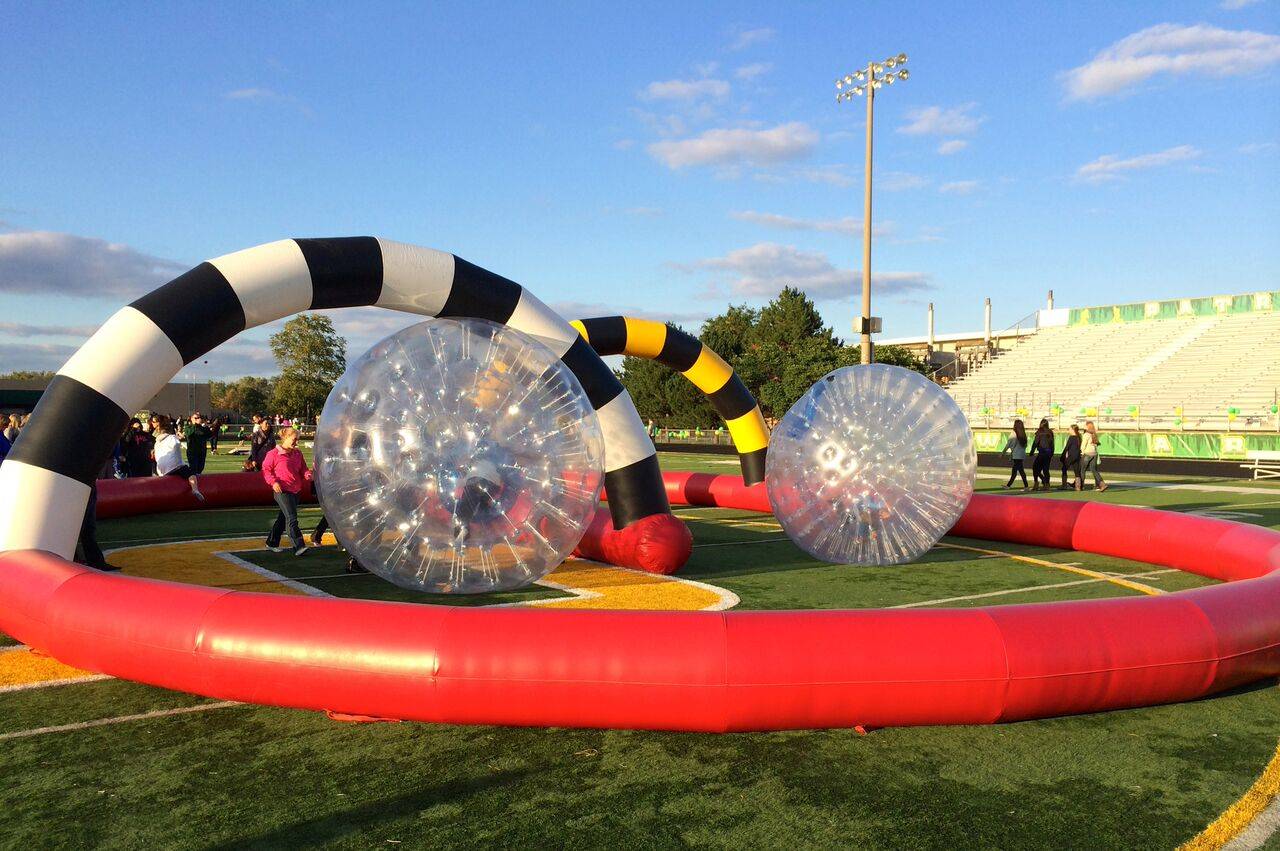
[246,416,274,471]
[1031,418,1055,491]
[1001,419,1029,489]
[0,430,10,465]
[183,412,213,475]
[1060,424,1083,490]
[122,419,155,478]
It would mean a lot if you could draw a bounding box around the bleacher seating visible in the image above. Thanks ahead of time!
[946,310,1280,431]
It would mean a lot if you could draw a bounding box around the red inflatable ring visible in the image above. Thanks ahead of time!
[2,471,1278,732]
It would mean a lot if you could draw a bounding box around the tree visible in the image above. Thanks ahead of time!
[617,324,717,428]
[269,314,347,418]
[212,376,276,416]
[0,370,56,382]
[752,287,830,349]
[872,344,928,375]
[699,305,758,362]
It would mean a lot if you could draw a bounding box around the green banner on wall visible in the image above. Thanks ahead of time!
[973,429,1280,460]
[1067,291,1278,326]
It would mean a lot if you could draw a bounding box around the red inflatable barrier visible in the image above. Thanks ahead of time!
[95,473,692,575]
[4,471,1280,731]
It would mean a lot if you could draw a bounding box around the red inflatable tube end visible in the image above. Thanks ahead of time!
[574,509,693,575]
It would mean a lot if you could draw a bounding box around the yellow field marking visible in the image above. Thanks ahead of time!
[0,648,107,693]
[937,542,1165,596]
[1180,733,1280,850]
[521,560,737,611]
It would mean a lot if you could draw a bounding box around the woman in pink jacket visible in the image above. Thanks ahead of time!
[262,427,313,555]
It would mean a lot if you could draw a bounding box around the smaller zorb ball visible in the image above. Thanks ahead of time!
[765,364,975,565]
[314,318,605,594]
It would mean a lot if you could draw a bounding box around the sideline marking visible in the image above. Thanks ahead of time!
[0,701,244,741]
[937,542,1165,596]
[1182,729,1280,851]
[892,568,1177,608]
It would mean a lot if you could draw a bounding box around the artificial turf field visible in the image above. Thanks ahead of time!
[3,452,1280,849]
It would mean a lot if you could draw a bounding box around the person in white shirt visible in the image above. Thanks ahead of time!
[152,414,204,501]
[1080,420,1109,493]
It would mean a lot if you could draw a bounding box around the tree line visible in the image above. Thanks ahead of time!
[618,287,925,427]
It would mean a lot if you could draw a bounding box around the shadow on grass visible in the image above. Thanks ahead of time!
[214,765,539,850]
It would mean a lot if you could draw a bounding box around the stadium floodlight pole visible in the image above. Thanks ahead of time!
[836,53,908,364]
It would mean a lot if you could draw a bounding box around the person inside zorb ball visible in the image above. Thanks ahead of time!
[313,317,605,594]
[765,363,976,566]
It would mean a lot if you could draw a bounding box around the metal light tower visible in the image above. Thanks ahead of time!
[836,52,909,364]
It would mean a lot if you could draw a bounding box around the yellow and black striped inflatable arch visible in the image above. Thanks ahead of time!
[570,317,769,485]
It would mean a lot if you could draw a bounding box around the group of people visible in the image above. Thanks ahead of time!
[1002,418,1109,493]
[0,413,28,463]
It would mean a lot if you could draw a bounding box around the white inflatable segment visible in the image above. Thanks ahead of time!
[57,306,183,416]
[0,461,91,559]
[210,239,314,328]
[374,239,455,317]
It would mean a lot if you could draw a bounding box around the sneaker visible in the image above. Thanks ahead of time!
[1098,483,1109,493]
[192,487,205,502]
[294,547,309,557]
[266,542,283,553]
[311,534,323,547]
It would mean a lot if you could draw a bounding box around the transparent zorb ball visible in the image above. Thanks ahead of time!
[765,364,975,565]
[314,318,604,593]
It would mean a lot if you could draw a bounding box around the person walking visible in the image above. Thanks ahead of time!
[152,414,205,501]
[1081,421,1109,492]
[1061,424,1083,490]
[208,417,222,455]
[1002,419,1029,489]
[183,412,213,475]
[1030,418,1055,491]
[246,416,274,472]
[262,427,312,556]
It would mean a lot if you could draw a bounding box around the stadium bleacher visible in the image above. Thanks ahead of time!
[945,295,1280,432]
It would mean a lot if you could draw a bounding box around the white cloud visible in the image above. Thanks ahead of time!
[734,62,773,80]
[937,139,969,155]
[898,103,984,136]
[224,87,278,101]
[0,230,186,297]
[939,180,981,195]
[1062,23,1280,101]
[1239,141,1278,153]
[880,171,930,191]
[730,210,890,237]
[647,122,818,169]
[641,78,731,101]
[1221,0,1262,10]
[1075,144,1201,182]
[729,27,774,51]
[613,138,636,150]
[0,321,98,338]
[681,242,931,301]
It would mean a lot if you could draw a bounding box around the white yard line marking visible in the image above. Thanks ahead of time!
[0,701,244,741]
[0,675,111,694]
[892,569,1177,608]
[213,552,334,598]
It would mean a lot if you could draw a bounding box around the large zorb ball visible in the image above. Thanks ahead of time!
[765,363,975,565]
[314,318,605,594]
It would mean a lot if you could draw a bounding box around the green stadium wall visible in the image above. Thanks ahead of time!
[972,429,1280,461]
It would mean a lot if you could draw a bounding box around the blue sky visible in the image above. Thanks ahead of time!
[1,0,1277,378]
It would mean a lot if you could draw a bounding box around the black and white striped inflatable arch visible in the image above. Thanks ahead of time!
[0,237,668,559]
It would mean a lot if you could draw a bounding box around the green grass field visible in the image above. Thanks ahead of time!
[3,452,1280,848]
